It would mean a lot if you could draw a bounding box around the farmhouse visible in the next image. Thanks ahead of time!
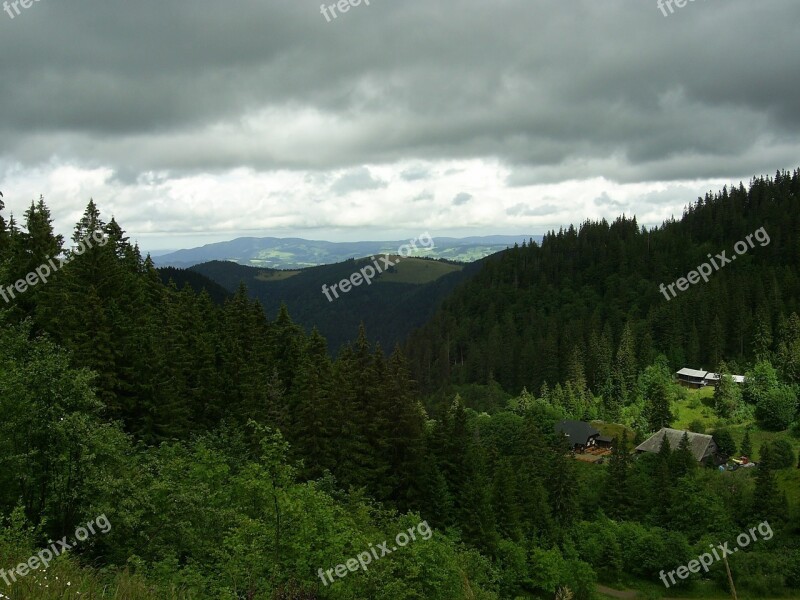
[555,420,600,452]
[675,367,708,388]
[635,428,720,463]
[675,368,745,388]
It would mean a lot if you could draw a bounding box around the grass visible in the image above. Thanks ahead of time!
[254,269,301,281]
[373,256,463,284]
[592,421,637,447]
[672,387,719,431]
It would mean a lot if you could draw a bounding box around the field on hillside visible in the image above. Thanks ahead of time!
[255,269,301,281]
[672,386,718,431]
[376,256,463,284]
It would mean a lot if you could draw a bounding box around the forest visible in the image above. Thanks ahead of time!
[0,173,798,599]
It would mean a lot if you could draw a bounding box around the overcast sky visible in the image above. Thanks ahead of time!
[1,0,798,252]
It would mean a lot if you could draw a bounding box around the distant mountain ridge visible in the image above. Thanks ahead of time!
[166,255,484,353]
[153,234,541,269]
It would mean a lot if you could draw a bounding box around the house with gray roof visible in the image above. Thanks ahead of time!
[635,428,720,463]
[676,367,745,388]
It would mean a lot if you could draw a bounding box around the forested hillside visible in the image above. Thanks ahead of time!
[184,256,481,353]
[0,186,798,599]
[408,170,800,404]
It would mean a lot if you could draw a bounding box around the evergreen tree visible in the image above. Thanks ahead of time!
[714,363,743,419]
[547,433,578,533]
[712,429,736,459]
[671,432,696,478]
[613,323,638,403]
[603,431,631,520]
[754,443,788,523]
[741,429,753,458]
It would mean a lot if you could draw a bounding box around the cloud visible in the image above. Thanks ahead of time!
[401,166,431,181]
[452,192,473,206]
[593,192,627,209]
[506,203,560,217]
[0,0,798,248]
[330,167,387,195]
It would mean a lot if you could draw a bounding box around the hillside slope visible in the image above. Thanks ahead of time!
[191,256,484,352]
[406,169,800,396]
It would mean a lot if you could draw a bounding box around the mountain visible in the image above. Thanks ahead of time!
[185,255,484,353]
[153,234,541,269]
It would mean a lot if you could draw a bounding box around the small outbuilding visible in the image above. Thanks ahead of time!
[595,435,614,449]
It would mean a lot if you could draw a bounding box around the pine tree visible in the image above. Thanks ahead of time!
[491,456,522,541]
[290,328,336,480]
[671,432,696,478]
[654,434,673,525]
[603,431,631,519]
[713,363,742,419]
[741,429,753,458]
[548,432,578,533]
[754,443,788,523]
[614,323,638,403]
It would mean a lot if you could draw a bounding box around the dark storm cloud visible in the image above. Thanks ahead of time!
[0,0,798,182]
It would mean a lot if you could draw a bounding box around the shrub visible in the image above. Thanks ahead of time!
[757,385,798,430]
[688,420,706,434]
[712,429,736,458]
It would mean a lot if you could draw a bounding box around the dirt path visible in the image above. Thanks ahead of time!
[595,583,717,600]
[596,584,638,599]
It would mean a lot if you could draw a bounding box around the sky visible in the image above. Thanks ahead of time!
[1,0,798,253]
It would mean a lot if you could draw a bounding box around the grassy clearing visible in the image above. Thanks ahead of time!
[592,421,637,446]
[672,387,719,431]
[374,256,463,284]
[254,269,301,281]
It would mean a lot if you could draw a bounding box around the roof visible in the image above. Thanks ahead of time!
[596,435,614,443]
[676,368,708,378]
[676,368,746,383]
[555,420,600,446]
[635,428,716,461]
